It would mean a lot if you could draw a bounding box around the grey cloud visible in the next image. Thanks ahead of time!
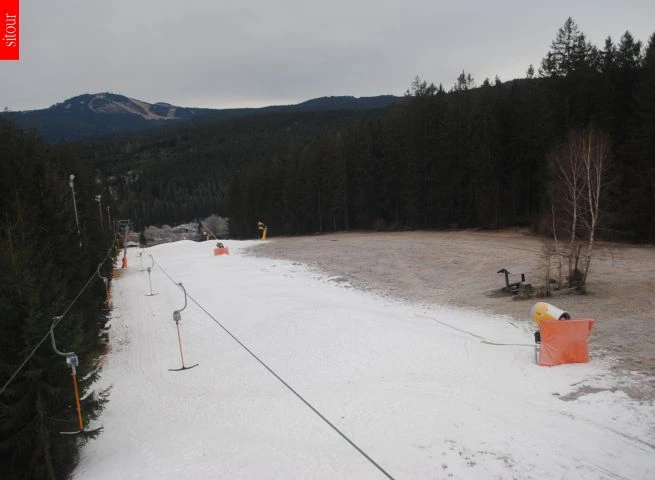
[1,0,654,110]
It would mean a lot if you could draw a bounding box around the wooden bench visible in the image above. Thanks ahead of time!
[498,265,530,293]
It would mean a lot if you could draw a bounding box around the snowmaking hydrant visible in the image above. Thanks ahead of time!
[257,221,268,240]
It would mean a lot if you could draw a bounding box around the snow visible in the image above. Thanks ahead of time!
[85,93,178,120]
[74,240,655,479]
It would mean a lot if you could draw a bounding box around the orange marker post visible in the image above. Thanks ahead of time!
[71,371,84,431]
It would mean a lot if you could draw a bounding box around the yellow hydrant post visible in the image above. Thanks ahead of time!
[258,221,268,240]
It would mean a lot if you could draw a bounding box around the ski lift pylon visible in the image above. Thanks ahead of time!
[145,266,158,296]
[97,263,110,309]
[50,317,103,436]
[169,283,198,371]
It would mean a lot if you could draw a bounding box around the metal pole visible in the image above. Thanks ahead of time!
[104,277,110,307]
[145,266,158,296]
[50,317,85,431]
[122,222,129,268]
[175,322,186,368]
[69,175,82,247]
[95,194,103,229]
[148,268,153,295]
[71,369,84,430]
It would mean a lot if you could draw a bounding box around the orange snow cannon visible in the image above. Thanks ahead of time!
[537,318,595,366]
[532,302,594,366]
[214,242,230,256]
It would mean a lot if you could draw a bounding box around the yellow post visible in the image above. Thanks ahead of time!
[257,221,268,240]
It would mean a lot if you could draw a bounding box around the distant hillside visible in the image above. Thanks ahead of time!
[286,95,401,112]
[75,106,387,228]
[7,92,401,142]
[8,93,211,142]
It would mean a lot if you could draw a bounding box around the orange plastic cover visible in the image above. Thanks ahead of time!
[214,247,230,256]
[538,319,594,366]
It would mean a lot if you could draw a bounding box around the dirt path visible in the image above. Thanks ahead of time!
[248,229,655,401]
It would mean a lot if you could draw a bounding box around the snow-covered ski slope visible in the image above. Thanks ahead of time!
[74,240,654,479]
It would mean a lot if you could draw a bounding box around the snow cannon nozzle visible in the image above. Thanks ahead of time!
[531,302,570,325]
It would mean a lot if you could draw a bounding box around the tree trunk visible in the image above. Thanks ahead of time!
[43,442,57,480]
[551,203,563,289]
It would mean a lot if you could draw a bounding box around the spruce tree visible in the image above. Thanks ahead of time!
[540,17,598,77]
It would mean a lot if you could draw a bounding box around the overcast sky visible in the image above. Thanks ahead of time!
[2,1,654,111]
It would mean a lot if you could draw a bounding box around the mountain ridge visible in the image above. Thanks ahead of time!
[7,92,402,142]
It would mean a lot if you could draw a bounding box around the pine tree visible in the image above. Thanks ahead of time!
[540,17,598,77]
[616,31,643,71]
[600,36,616,74]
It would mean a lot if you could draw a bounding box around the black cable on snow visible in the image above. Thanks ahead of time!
[415,314,535,347]
[151,256,396,480]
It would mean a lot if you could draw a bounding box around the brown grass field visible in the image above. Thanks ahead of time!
[249,229,655,401]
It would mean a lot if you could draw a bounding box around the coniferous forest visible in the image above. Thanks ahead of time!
[0,119,113,479]
[0,17,654,479]
[226,21,655,241]
[72,19,655,243]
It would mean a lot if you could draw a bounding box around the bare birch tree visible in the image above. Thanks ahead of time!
[549,133,585,286]
[550,203,563,289]
[579,126,611,285]
[548,124,611,290]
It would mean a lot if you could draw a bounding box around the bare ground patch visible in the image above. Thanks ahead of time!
[248,229,655,401]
